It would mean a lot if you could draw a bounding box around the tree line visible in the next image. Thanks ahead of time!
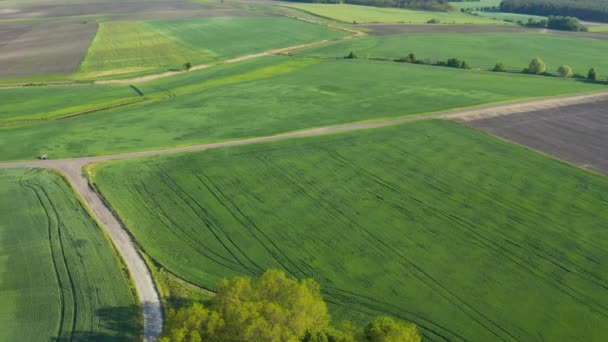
[522,16,588,31]
[281,0,451,12]
[345,51,602,81]
[500,0,608,23]
[160,270,421,342]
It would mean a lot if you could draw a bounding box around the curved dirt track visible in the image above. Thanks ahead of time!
[1,89,607,341]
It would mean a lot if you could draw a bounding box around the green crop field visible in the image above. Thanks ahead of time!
[0,168,139,341]
[589,25,608,32]
[0,84,141,124]
[89,120,608,341]
[471,11,547,22]
[79,17,345,78]
[79,21,202,78]
[284,3,507,24]
[146,17,347,59]
[449,0,502,10]
[299,33,608,73]
[0,56,602,161]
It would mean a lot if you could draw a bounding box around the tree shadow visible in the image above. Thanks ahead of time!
[574,78,608,85]
[50,305,142,342]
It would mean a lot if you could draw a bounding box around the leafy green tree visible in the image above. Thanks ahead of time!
[404,53,416,63]
[183,62,192,71]
[213,269,330,341]
[364,316,421,342]
[160,270,330,342]
[159,303,223,342]
[547,15,587,31]
[557,65,573,77]
[460,60,471,69]
[446,58,462,68]
[525,58,546,74]
[493,62,506,72]
[588,68,598,80]
[345,51,358,59]
[160,270,421,342]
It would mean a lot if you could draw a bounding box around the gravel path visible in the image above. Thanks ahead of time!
[1,89,606,341]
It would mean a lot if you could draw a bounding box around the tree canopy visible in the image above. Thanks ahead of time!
[280,0,451,12]
[500,0,608,23]
[159,270,421,342]
[525,58,547,74]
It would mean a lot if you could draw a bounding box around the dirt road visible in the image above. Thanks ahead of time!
[95,39,333,85]
[1,89,606,341]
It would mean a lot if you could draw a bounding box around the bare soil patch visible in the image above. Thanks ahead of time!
[464,99,608,174]
[0,19,97,77]
[0,1,216,19]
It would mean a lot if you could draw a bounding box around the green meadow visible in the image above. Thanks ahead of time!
[79,21,203,78]
[284,3,505,24]
[146,17,347,58]
[79,17,345,78]
[449,0,502,10]
[0,56,602,161]
[0,84,141,124]
[90,120,608,341]
[470,11,547,22]
[299,32,608,73]
[0,168,139,341]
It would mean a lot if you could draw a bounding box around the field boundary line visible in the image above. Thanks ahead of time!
[0,97,148,127]
[94,38,350,85]
[1,89,607,169]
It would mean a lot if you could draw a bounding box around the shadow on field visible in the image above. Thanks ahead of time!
[574,78,608,85]
[50,305,142,342]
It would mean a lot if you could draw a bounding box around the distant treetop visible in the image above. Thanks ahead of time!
[281,0,452,12]
[500,0,608,23]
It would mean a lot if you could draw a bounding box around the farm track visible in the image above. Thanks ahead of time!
[1,90,607,341]
[94,39,337,85]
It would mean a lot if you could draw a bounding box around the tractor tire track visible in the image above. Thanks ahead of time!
[1,89,607,342]
[22,182,77,341]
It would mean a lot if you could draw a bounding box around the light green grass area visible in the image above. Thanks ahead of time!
[90,120,608,341]
[589,25,608,32]
[0,168,139,341]
[284,3,507,24]
[0,84,141,124]
[79,17,345,78]
[471,11,546,22]
[449,0,501,10]
[78,21,202,78]
[146,17,347,59]
[0,56,602,161]
[299,33,608,72]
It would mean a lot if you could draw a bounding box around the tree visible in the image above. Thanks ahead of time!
[183,62,192,71]
[364,316,422,342]
[345,51,358,59]
[493,62,506,72]
[547,16,587,31]
[524,58,546,74]
[160,270,330,342]
[160,270,421,342]
[460,60,471,69]
[588,68,598,80]
[557,65,573,77]
[159,303,223,342]
[447,58,462,68]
